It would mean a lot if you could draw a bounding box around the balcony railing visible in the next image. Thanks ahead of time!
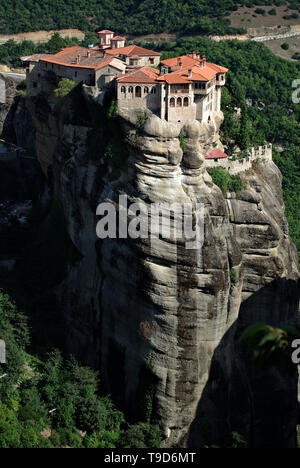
[170,88,189,94]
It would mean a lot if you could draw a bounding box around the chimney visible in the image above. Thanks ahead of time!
[192,51,197,59]
[200,55,206,68]
[76,55,80,64]
[197,51,201,59]
[87,51,91,58]
[188,69,192,78]
[178,58,182,70]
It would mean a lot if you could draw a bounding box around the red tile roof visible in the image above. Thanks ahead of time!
[161,55,202,71]
[98,30,114,34]
[205,149,228,159]
[112,36,125,41]
[206,62,228,74]
[157,59,227,84]
[106,45,160,57]
[117,66,159,83]
[21,53,52,62]
[39,46,125,71]
[160,54,228,82]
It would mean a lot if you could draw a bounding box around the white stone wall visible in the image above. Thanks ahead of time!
[40,61,95,85]
[27,61,125,97]
[125,56,160,67]
[117,83,161,113]
[167,95,196,123]
[26,63,42,97]
[206,145,273,175]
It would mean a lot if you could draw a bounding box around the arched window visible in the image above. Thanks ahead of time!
[144,87,149,94]
[121,86,126,94]
[135,86,142,98]
[151,87,156,94]
[170,97,175,108]
[183,97,189,107]
[208,116,211,123]
[176,97,182,107]
[128,86,133,94]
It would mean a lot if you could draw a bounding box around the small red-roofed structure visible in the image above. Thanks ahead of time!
[205,149,228,160]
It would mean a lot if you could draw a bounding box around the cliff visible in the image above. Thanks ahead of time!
[11,92,300,448]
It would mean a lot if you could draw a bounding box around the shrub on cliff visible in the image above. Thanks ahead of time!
[118,423,161,448]
[281,43,290,50]
[54,78,76,99]
[254,8,266,15]
[208,168,243,196]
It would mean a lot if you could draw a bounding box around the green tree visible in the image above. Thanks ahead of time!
[47,33,68,54]
[236,104,250,151]
[119,423,162,448]
[54,79,76,99]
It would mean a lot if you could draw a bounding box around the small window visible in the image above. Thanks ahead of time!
[135,86,142,98]
[121,86,126,93]
[144,87,149,94]
[33,82,37,88]
[184,97,189,107]
[151,87,156,94]
[176,97,182,107]
[128,86,133,93]
[170,97,175,108]
[75,71,78,78]
[149,58,154,65]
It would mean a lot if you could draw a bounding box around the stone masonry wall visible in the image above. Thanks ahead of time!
[205,144,273,174]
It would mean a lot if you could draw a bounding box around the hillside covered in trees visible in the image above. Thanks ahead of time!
[0,291,162,448]
[1,0,300,36]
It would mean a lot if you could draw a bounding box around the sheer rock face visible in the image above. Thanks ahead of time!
[23,100,299,447]
[0,74,23,131]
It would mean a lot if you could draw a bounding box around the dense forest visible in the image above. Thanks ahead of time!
[0,0,300,36]
[0,291,161,448]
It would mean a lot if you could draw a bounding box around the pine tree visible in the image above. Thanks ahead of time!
[237,103,250,151]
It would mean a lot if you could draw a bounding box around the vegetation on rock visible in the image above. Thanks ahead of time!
[208,168,243,195]
[54,78,76,99]
[0,291,161,448]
